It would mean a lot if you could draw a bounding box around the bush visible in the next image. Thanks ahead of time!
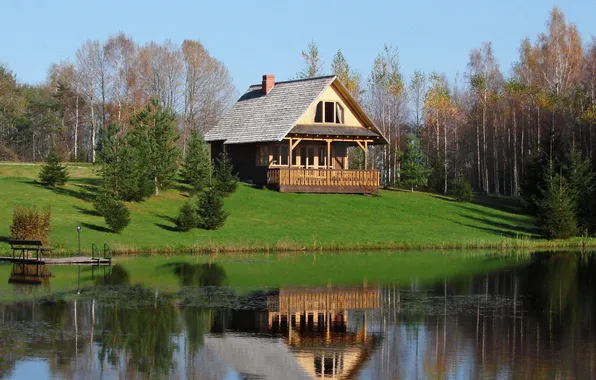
[39,148,69,186]
[197,188,228,230]
[94,194,130,233]
[176,201,198,232]
[10,206,52,244]
[453,181,473,202]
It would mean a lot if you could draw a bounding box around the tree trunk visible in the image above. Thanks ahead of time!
[482,94,488,193]
[443,113,447,195]
[74,94,79,161]
[476,114,482,191]
[493,113,499,194]
[154,176,159,196]
[513,107,518,197]
[91,99,96,163]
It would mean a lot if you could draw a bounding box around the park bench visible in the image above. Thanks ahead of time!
[8,239,53,261]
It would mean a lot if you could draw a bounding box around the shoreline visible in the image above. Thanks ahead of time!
[2,237,593,257]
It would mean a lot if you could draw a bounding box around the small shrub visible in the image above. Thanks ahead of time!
[10,206,52,244]
[197,188,228,230]
[453,181,473,202]
[176,201,198,232]
[101,198,131,233]
[39,148,69,186]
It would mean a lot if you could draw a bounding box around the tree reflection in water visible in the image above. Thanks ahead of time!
[2,253,596,379]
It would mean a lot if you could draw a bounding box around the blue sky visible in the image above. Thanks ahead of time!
[1,0,595,92]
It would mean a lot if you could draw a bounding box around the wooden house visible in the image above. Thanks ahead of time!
[204,74,387,194]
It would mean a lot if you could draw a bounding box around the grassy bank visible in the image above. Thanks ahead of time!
[0,163,591,254]
[0,250,530,301]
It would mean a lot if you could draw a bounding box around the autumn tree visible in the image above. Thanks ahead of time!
[297,41,325,79]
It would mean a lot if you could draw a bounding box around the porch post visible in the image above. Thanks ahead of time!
[288,138,292,168]
[326,140,331,169]
[364,141,368,169]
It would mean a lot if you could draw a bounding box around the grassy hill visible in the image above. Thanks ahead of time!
[0,163,584,255]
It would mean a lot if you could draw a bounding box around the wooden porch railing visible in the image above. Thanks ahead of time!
[267,168,380,193]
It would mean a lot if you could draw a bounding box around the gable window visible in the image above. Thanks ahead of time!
[336,103,344,124]
[314,101,345,124]
[315,102,323,123]
[324,102,335,123]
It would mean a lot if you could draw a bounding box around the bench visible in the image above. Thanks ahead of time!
[8,239,53,261]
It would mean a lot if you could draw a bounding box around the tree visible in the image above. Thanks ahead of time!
[297,41,324,79]
[103,198,131,233]
[176,200,198,232]
[565,145,594,231]
[96,124,153,202]
[197,188,228,230]
[130,98,180,196]
[39,148,69,186]
[399,133,430,191]
[213,150,237,197]
[331,50,362,100]
[537,164,577,239]
[180,133,211,195]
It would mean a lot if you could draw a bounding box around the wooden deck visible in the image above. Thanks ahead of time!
[267,168,380,194]
[0,256,112,266]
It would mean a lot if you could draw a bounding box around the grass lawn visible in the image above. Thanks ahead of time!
[0,163,586,255]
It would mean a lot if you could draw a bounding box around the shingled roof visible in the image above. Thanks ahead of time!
[205,75,388,145]
[204,76,336,144]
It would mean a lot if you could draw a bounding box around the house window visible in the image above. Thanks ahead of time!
[318,147,326,168]
[314,101,344,124]
[256,145,269,166]
[315,102,323,123]
[336,103,344,123]
[271,145,289,166]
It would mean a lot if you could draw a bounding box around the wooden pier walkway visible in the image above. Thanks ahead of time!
[0,256,112,266]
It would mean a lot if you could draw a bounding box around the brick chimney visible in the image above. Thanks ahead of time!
[262,74,275,95]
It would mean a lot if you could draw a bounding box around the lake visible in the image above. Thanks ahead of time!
[0,251,594,379]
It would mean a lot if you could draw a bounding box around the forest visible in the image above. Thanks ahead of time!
[1,7,595,238]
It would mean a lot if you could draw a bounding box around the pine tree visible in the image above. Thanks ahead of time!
[399,133,430,191]
[97,125,153,202]
[176,200,198,232]
[537,163,577,239]
[130,98,180,196]
[39,148,69,186]
[197,188,228,230]
[213,150,238,197]
[296,41,324,79]
[565,144,594,232]
[181,133,211,195]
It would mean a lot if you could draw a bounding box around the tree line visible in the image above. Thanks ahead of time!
[0,34,236,162]
[297,7,596,236]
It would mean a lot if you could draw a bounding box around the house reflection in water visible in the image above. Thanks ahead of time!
[206,286,381,380]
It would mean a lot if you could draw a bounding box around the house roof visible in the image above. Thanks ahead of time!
[204,75,387,144]
[290,124,381,138]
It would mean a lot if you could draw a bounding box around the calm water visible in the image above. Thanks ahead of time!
[1,251,595,379]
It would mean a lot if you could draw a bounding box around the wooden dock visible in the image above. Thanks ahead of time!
[0,256,112,266]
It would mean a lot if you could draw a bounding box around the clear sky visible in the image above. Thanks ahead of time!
[1,0,595,92]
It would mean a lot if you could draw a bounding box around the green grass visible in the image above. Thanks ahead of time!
[0,250,530,301]
[0,163,591,254]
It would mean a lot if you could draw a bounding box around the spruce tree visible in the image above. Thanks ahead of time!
[565,145,594,232]
[97,125,153,202]
[176,200,198,232]
[130,99,180,196]
[213,150,238,197]
[39,148,69,186]
[181,133,211,195]
[197,188,228,230]
[537,163,577,239]
[399,133,430,191]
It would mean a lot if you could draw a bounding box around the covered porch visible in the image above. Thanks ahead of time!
[262,125,381,194]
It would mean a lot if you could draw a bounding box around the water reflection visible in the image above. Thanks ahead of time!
[1,252,596,379]
[8,263,52,297]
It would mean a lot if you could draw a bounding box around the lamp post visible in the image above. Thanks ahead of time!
[77,226,81,256]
